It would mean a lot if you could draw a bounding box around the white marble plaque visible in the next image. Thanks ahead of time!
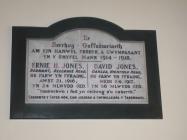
[25,29,148,104]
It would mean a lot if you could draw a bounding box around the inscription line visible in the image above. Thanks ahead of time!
[73,60,102,63]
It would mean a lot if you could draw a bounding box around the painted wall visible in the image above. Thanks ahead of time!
[0,0,186,140]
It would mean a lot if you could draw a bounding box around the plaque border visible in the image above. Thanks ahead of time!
[10,17,162,119]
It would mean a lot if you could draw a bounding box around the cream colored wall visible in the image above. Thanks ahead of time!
[0,0,186,140]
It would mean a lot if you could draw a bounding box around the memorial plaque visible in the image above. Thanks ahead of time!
[10,17,162,119]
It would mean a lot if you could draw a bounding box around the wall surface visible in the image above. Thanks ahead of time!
[0,0,186,140]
